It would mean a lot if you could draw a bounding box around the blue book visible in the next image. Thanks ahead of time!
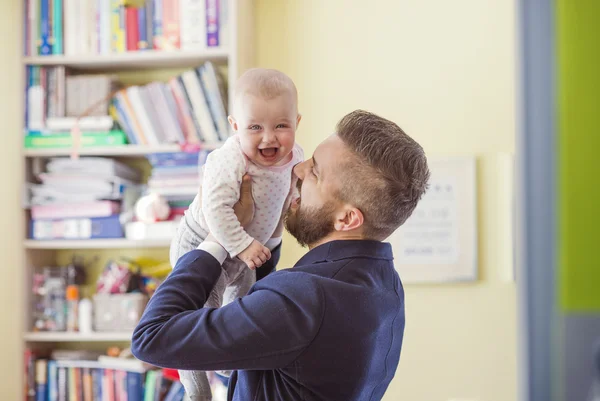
[147,151,203,167]
[30,215,125,240]
[146,0,154,50]
[113,96,138,144]
[138,4,148,50]
[152,0,162,49]
[126,372,144,401]
[92,369,103,401]
[164,381,184,401]
[40,0,52,55]
[52,0,63,54]
[48,360,58,401]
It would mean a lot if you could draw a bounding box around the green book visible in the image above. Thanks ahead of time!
[24,130,128,148]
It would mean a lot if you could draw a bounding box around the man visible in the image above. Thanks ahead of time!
[131,110,430,401]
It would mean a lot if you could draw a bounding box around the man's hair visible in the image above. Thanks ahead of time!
[335,110,430,240]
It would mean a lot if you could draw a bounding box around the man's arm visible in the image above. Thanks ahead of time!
[131,247,322,372]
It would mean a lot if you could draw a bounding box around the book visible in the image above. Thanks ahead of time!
[52,0,63,54]
[31,200,121,220]
[206,0,219,47]
[30,215,124,240]
[180,0,206,50]
[24,130,127,148]
[126,6,140,51]
[162,0,180,50]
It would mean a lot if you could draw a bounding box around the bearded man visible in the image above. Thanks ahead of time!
[132,110,430,401]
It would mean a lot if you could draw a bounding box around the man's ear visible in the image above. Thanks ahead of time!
[296,114,302,129]
[228,116,239,131]
[333,205,364,232]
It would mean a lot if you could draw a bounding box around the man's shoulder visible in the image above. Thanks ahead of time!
[253,268,325,303]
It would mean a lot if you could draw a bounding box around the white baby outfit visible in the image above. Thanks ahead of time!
[169,134,303,401]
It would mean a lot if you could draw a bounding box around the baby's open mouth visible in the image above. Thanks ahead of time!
[259,148,278,158]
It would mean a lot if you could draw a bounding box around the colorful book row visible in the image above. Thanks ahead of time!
[24,0,227,56]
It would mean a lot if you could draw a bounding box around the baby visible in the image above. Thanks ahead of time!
[169,68,303,401]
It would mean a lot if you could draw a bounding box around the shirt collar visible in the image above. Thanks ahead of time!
[294,239,393,267]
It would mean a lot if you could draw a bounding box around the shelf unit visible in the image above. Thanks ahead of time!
[24,331,133,342]
[20,2,256,389]
[24,238,172,250]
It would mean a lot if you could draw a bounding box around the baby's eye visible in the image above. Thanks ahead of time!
[249,125,261,130]
[276,124,288,129]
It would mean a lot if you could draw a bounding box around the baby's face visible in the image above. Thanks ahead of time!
[230,92,299,167]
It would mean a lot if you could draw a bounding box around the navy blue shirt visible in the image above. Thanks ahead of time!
[131,240,405,401]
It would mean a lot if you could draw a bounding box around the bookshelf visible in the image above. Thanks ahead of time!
[21,4,255,399]
[23,143,220,157]
[23,49,229,71]
[24,331,133,342]
[24,238,172,249]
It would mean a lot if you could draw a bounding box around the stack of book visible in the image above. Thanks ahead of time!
[28,157,141,240]
[24,0,226,56]
[24,69,124,148]
[112,61,229,147]
[25,350,188,401]
[24,61,228,149]
[124,150,209,241]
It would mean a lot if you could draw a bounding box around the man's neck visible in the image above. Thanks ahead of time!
[308,231,366,250]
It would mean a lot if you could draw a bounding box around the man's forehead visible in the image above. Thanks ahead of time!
[313,134,348,172]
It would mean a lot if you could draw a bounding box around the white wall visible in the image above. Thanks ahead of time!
[255,1,518,400]
[0,1,26,399]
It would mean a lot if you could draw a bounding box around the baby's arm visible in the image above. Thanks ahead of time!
[202,149,270,269]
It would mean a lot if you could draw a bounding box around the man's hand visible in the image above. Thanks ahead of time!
[233,174,255,229]
[237,240,271,270]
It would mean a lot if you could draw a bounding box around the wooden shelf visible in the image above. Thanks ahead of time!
[24,238,171,249]
[24,331,133,342]
[23,143,220,157]
[23,49,229,71]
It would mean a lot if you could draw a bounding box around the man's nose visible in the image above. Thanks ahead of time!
[293,160,308,179]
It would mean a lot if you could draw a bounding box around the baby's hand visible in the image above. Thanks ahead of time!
[237,240,271,270]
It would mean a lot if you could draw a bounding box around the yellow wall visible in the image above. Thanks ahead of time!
[0,1,25,399]
[255,1,517,401]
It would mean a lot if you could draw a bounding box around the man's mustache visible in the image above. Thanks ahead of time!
[296,178,303,192]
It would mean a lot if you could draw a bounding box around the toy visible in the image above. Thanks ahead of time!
[134,193,170,223]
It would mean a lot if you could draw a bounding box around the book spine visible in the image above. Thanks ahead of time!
[152,0,163,49]
[31,201,120,220]
[111,0,125,52]
[137,4,148,50]
[125,6,139,51]
[206,0,218,47]
[40,0,52,55]
[52,0,63,54]
[180,0,205,50]
[176,75,204,143]
[162,0,180,50]
[24,0,29,56]
[29,0,39,56]
[92,369,103,401]
[218,0,228,48]
[24,131,128,148]
[48,360,58,401]
[145,0,154,49]
[30,215,125,240]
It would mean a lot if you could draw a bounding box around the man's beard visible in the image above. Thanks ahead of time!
[284,201,337,248]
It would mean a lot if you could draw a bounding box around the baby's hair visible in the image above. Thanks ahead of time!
[233,68,298,112]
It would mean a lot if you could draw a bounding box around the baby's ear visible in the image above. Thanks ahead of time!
[296,114,302,128]
[228,116,239,131]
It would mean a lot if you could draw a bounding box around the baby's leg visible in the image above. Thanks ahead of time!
[214,259,256,379]
[171,213,224,401]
